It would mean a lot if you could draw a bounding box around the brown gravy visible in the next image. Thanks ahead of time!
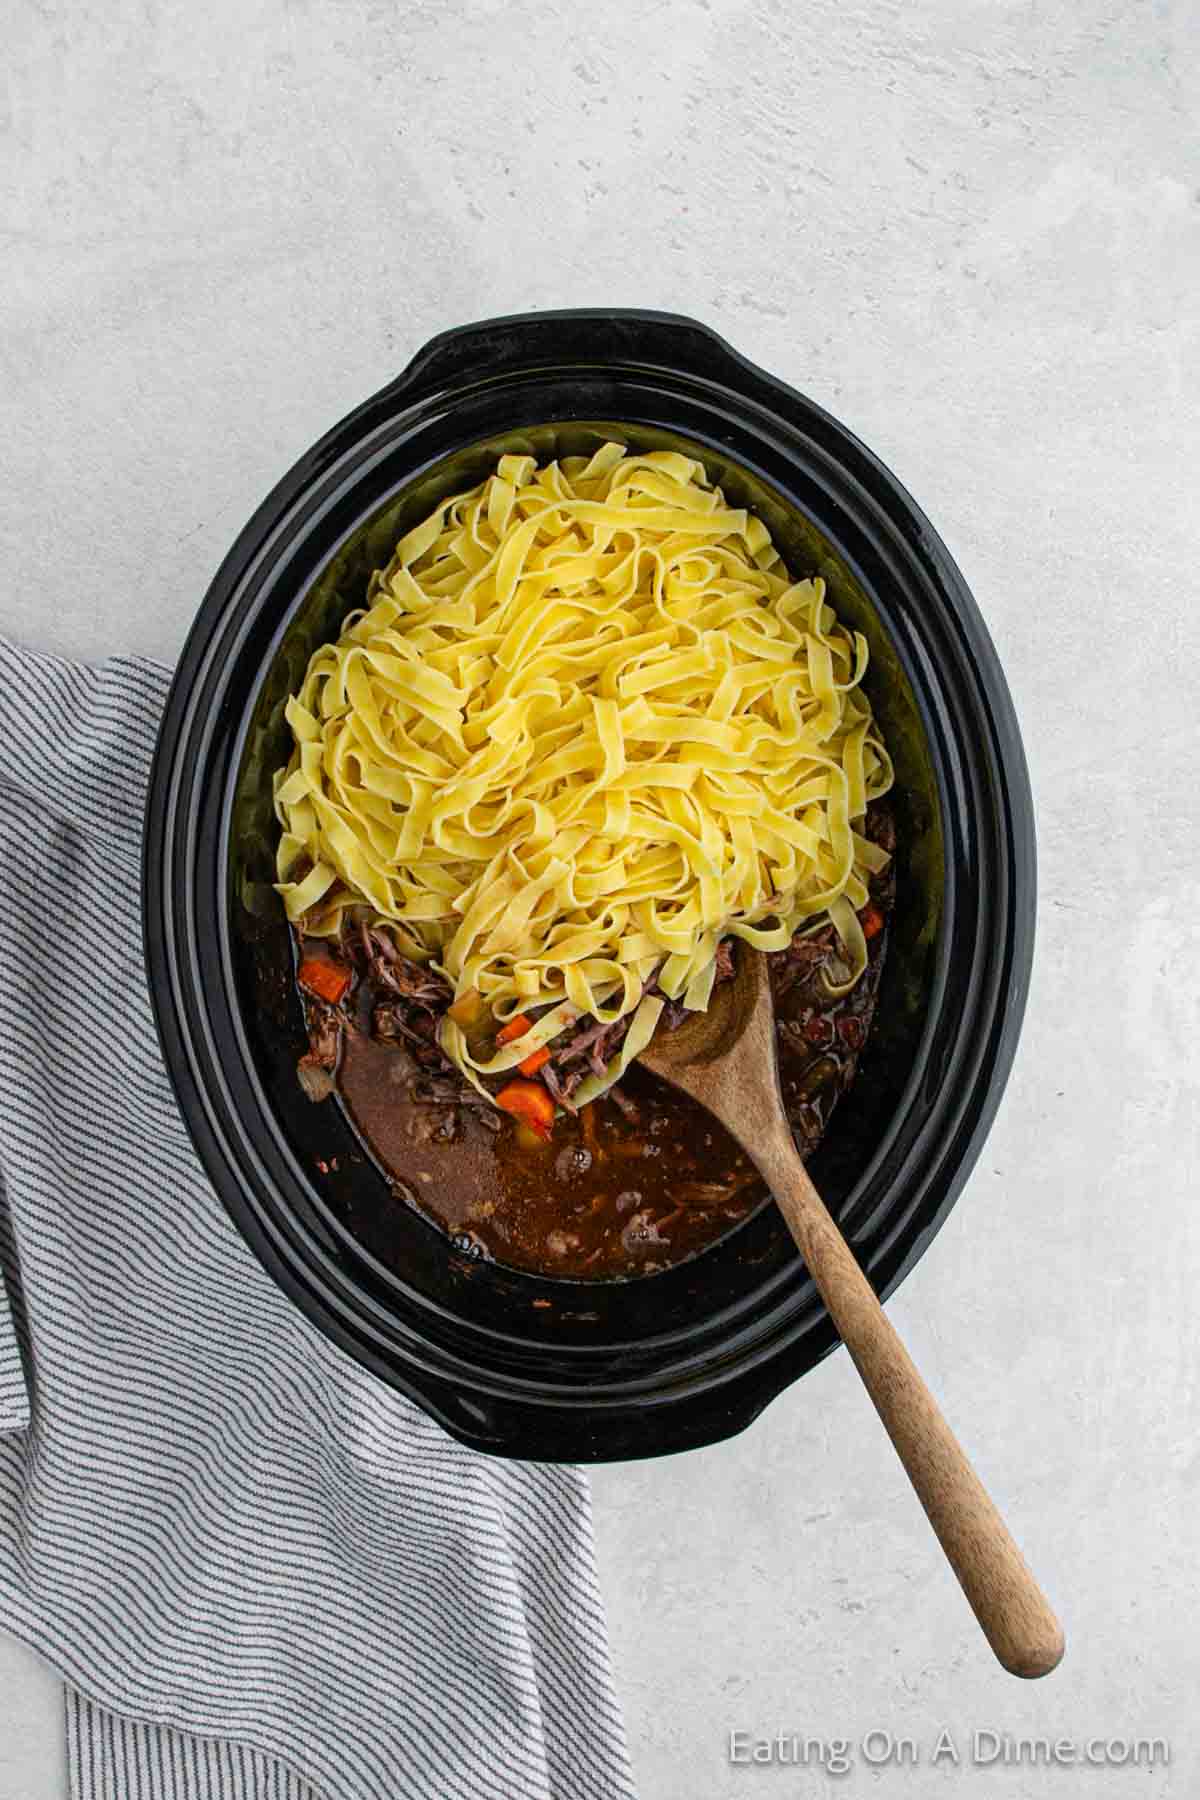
[337,943,885,1280]
[298,802,895,1282]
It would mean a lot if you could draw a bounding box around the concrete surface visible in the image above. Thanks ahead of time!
[3,1,1197,1795]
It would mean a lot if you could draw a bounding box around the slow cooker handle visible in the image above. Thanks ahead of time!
[384,308,761,405]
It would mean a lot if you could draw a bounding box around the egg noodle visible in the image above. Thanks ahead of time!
[274,443,893,1103]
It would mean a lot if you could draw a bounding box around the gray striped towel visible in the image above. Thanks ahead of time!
[0,640,636,1800]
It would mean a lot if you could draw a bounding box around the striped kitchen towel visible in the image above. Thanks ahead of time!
[0,640,636,1800]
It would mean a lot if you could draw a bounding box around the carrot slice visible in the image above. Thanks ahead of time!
[496,1079,555,1140]
[297,958,352,1005]
[860,904,885,942]
[496,1013,533,1046]
[518,1044,552,1077]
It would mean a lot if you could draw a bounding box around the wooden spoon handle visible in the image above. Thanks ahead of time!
[753,1128,1064,1679]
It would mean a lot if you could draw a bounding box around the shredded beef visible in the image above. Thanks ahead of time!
[607,1083,638,1122]
[542,1061,581,1113]
[355,923,453,1010]
[769,923,837,1003]
[304,1000,341,1070]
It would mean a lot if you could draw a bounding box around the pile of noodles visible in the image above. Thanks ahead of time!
[274,443,893,1101]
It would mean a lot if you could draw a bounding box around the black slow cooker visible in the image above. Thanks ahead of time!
[143,310,1035,1461]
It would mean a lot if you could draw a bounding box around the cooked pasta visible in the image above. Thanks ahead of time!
[274,443,893,1101]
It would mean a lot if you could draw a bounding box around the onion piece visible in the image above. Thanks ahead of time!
[297,1058,335,1103]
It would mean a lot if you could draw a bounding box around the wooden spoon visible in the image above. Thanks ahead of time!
[639,949,1064,1679]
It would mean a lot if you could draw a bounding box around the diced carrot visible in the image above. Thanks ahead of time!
[496,1012,533,1046]
[496,1079,556,1141]
[297,958,352,1005]
[446,986,485,1029]
[860,903,885,942]
[518,1043,552,1077]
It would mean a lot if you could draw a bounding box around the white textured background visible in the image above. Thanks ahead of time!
[3,2,1197,1796]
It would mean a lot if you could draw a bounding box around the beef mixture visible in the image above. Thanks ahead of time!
[293,802,896,1281]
